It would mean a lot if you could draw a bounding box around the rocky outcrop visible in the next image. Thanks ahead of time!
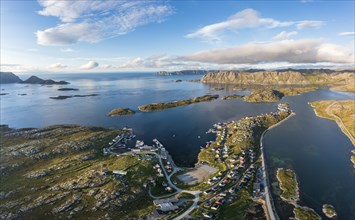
[201,69,355,85]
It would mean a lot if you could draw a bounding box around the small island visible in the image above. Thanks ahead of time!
[221,94,244,100]
[322,204,337,218]
[244,89,284,102]
[293,206,321,220]
[50,94,98,100]
[107,108,135,117]
[58,88,79,91]
[138,95,219,112]
[276,168,299,203]
[210,87,224,91]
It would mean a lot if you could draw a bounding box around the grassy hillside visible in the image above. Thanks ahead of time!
[310,100,355,165]
[0,125,157,219]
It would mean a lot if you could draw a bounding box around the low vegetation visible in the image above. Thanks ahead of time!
[293,206,321,220]
[221,94,244,100]
[244,89,284,102]
[138,95,219,112]
[276,168,299,203]
[106,108,135,116]
[0,125,158,219]
[322,204,337,218]
[278,87,317,96]
[310,100,355,165]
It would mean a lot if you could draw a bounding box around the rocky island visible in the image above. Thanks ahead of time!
[322,204,337,218]
[50,94,98,100]
[107,108,135,117]
[138,95,219,112]
[221,94,244,100]
[0,72,69,85]
[276,168,299,203]
[244,89,284,102]
[58,88,79,91]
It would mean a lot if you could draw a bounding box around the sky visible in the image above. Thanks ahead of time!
[0,0,354,74]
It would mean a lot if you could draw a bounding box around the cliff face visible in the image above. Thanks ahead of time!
[201,70,354,85]
[0,72,23,84]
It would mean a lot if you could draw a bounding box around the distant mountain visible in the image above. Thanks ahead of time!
[0,72,22,83]
[0,72,69,85]
[22,76,69,85]
[157,70,210,76]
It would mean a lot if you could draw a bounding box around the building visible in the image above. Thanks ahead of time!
[113,170,127,175]
[153,198,179,212]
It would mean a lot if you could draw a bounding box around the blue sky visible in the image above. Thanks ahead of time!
[1,0,354,74]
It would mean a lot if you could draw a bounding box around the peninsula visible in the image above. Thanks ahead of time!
[309,100,355,165]
[138,95,219,112]
[107,108,135,116]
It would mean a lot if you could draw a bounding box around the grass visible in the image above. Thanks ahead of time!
[322,204,337,218]
[0,125,157,219]
[217,189,252,220]
[276,168,299,202]
[244,89,284,102]
[293,206,321,220]
[106,108,135,116]
[310,100,355,165]
[177,192,195,200]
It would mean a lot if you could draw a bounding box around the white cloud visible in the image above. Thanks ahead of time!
[49,63,67,69]
[185,8,324,42]
[338,32,355,36]
[185,8,293,42]
[296,20,323,29]
[36,0,173,46]
[181,39,354,64]
[101,64,113,69]
[60,48,74,52]
[80,61,99,70]
[272,31,298,40]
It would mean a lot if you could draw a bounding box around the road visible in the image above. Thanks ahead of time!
[325,102,355,145]
[259,112,295,220]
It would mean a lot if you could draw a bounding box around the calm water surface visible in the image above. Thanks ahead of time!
[1,73,354,218]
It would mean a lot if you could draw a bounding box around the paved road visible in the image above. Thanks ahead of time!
[325,102,355,145]
[259,112,295,220]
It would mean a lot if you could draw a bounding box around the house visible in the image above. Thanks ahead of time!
[160,149,168,160]
[113,170,127,176]
[253,183,261,193]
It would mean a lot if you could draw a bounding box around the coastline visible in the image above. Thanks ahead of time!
[260,112,296,220]
[276,168,300,205]
[309,102,355,146]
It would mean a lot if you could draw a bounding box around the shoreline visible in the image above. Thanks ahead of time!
[309,102,355,146]
[276,168,300,205]
[260,111,296,220]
